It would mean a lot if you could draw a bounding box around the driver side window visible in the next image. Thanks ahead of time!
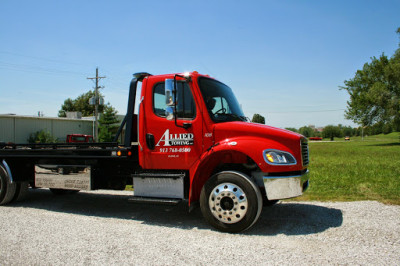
[153,82,196,119]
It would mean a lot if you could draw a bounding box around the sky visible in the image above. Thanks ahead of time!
[0,0,399,129]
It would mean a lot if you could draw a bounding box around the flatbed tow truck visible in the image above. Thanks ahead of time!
[0,71,309,232]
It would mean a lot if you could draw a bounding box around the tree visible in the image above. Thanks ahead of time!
[342,126,355,137]
[322,125,342,141]
[58,90,105,117]
[251,113,265,124]
[298,126,314,138]
[341,28,400,131]
[98,104,119,142]
[285,127,298,133]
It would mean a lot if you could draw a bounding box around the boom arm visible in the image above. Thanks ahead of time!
[114,72,151,146]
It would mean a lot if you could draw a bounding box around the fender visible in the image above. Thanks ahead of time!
[188,136,299,204]
[1,160,14,183]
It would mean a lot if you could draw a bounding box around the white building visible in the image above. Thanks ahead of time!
[0,114,94,143]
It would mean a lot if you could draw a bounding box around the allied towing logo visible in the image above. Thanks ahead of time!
[156,129,194,147]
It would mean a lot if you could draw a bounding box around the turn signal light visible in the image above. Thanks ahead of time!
[266,153,274,163]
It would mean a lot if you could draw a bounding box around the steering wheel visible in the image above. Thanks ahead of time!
[215,108,227,114]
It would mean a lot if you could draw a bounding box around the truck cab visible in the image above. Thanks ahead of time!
[66,134,94,143]
[133,71,309,232]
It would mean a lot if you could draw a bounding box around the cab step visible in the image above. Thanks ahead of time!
[128,196,181,205]
[132,171,185,199]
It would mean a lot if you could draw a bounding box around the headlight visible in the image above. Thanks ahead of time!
[263,149,297,165]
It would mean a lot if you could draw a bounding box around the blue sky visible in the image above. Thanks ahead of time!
[0,0,399,128]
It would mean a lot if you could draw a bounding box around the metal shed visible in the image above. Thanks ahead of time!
[0,114,93,143]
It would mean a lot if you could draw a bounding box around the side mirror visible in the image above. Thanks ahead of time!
[165,79,175,120]
[165,79,175,106]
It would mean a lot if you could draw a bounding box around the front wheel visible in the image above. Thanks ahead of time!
[200,171,263,233]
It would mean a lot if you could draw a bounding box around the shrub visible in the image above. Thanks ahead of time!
[27,130,56,143]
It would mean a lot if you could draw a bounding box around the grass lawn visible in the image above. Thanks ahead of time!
[292,132,400,204]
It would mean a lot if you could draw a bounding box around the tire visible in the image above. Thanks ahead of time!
[50,188,80,195]
[200,171,263,233]
[0,164,17,205]
[12,182,29,202]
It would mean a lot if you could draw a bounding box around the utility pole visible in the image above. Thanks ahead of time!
[87,67,106,142]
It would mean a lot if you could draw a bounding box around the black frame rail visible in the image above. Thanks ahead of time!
[0,142,119,150]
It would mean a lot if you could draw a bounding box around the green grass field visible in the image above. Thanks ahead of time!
[293,132,400,204]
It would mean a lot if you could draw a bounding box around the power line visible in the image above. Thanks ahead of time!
[0,50,85,66]
[0,52,129,89]
[0,61,88,76]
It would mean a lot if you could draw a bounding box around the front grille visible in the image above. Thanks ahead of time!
[301,139,309,166]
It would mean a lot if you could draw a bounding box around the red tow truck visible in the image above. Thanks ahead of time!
[0,71,309,232]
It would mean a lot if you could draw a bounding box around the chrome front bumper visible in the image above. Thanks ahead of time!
[263,170,309,200]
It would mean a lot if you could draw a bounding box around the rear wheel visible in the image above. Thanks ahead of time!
[0,164,17,205]
[200,171,263,233]
[12,182,29,202]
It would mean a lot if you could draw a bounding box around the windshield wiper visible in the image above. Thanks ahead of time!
[215,113,247,122]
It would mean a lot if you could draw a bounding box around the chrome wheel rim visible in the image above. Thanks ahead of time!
[208,182,248,224]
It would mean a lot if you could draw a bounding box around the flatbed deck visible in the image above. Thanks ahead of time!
[0,142,138,160]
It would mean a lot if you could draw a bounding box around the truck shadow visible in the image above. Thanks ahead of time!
[249,202,343,236]
[10,189,343,236]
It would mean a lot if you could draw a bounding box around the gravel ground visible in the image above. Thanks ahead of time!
[0,189,399,265]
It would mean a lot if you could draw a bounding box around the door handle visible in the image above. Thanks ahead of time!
[182,123,192,129]
[146,133,155,150]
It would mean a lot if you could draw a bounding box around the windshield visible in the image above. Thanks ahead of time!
[198,77,246,122]
[72,136,86,142]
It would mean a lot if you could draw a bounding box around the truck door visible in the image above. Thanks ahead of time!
[141,77,203,170]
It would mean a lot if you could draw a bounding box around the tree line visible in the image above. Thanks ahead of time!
[251,113,395,140]
[285,125,359,140]
[290,123,397,140]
